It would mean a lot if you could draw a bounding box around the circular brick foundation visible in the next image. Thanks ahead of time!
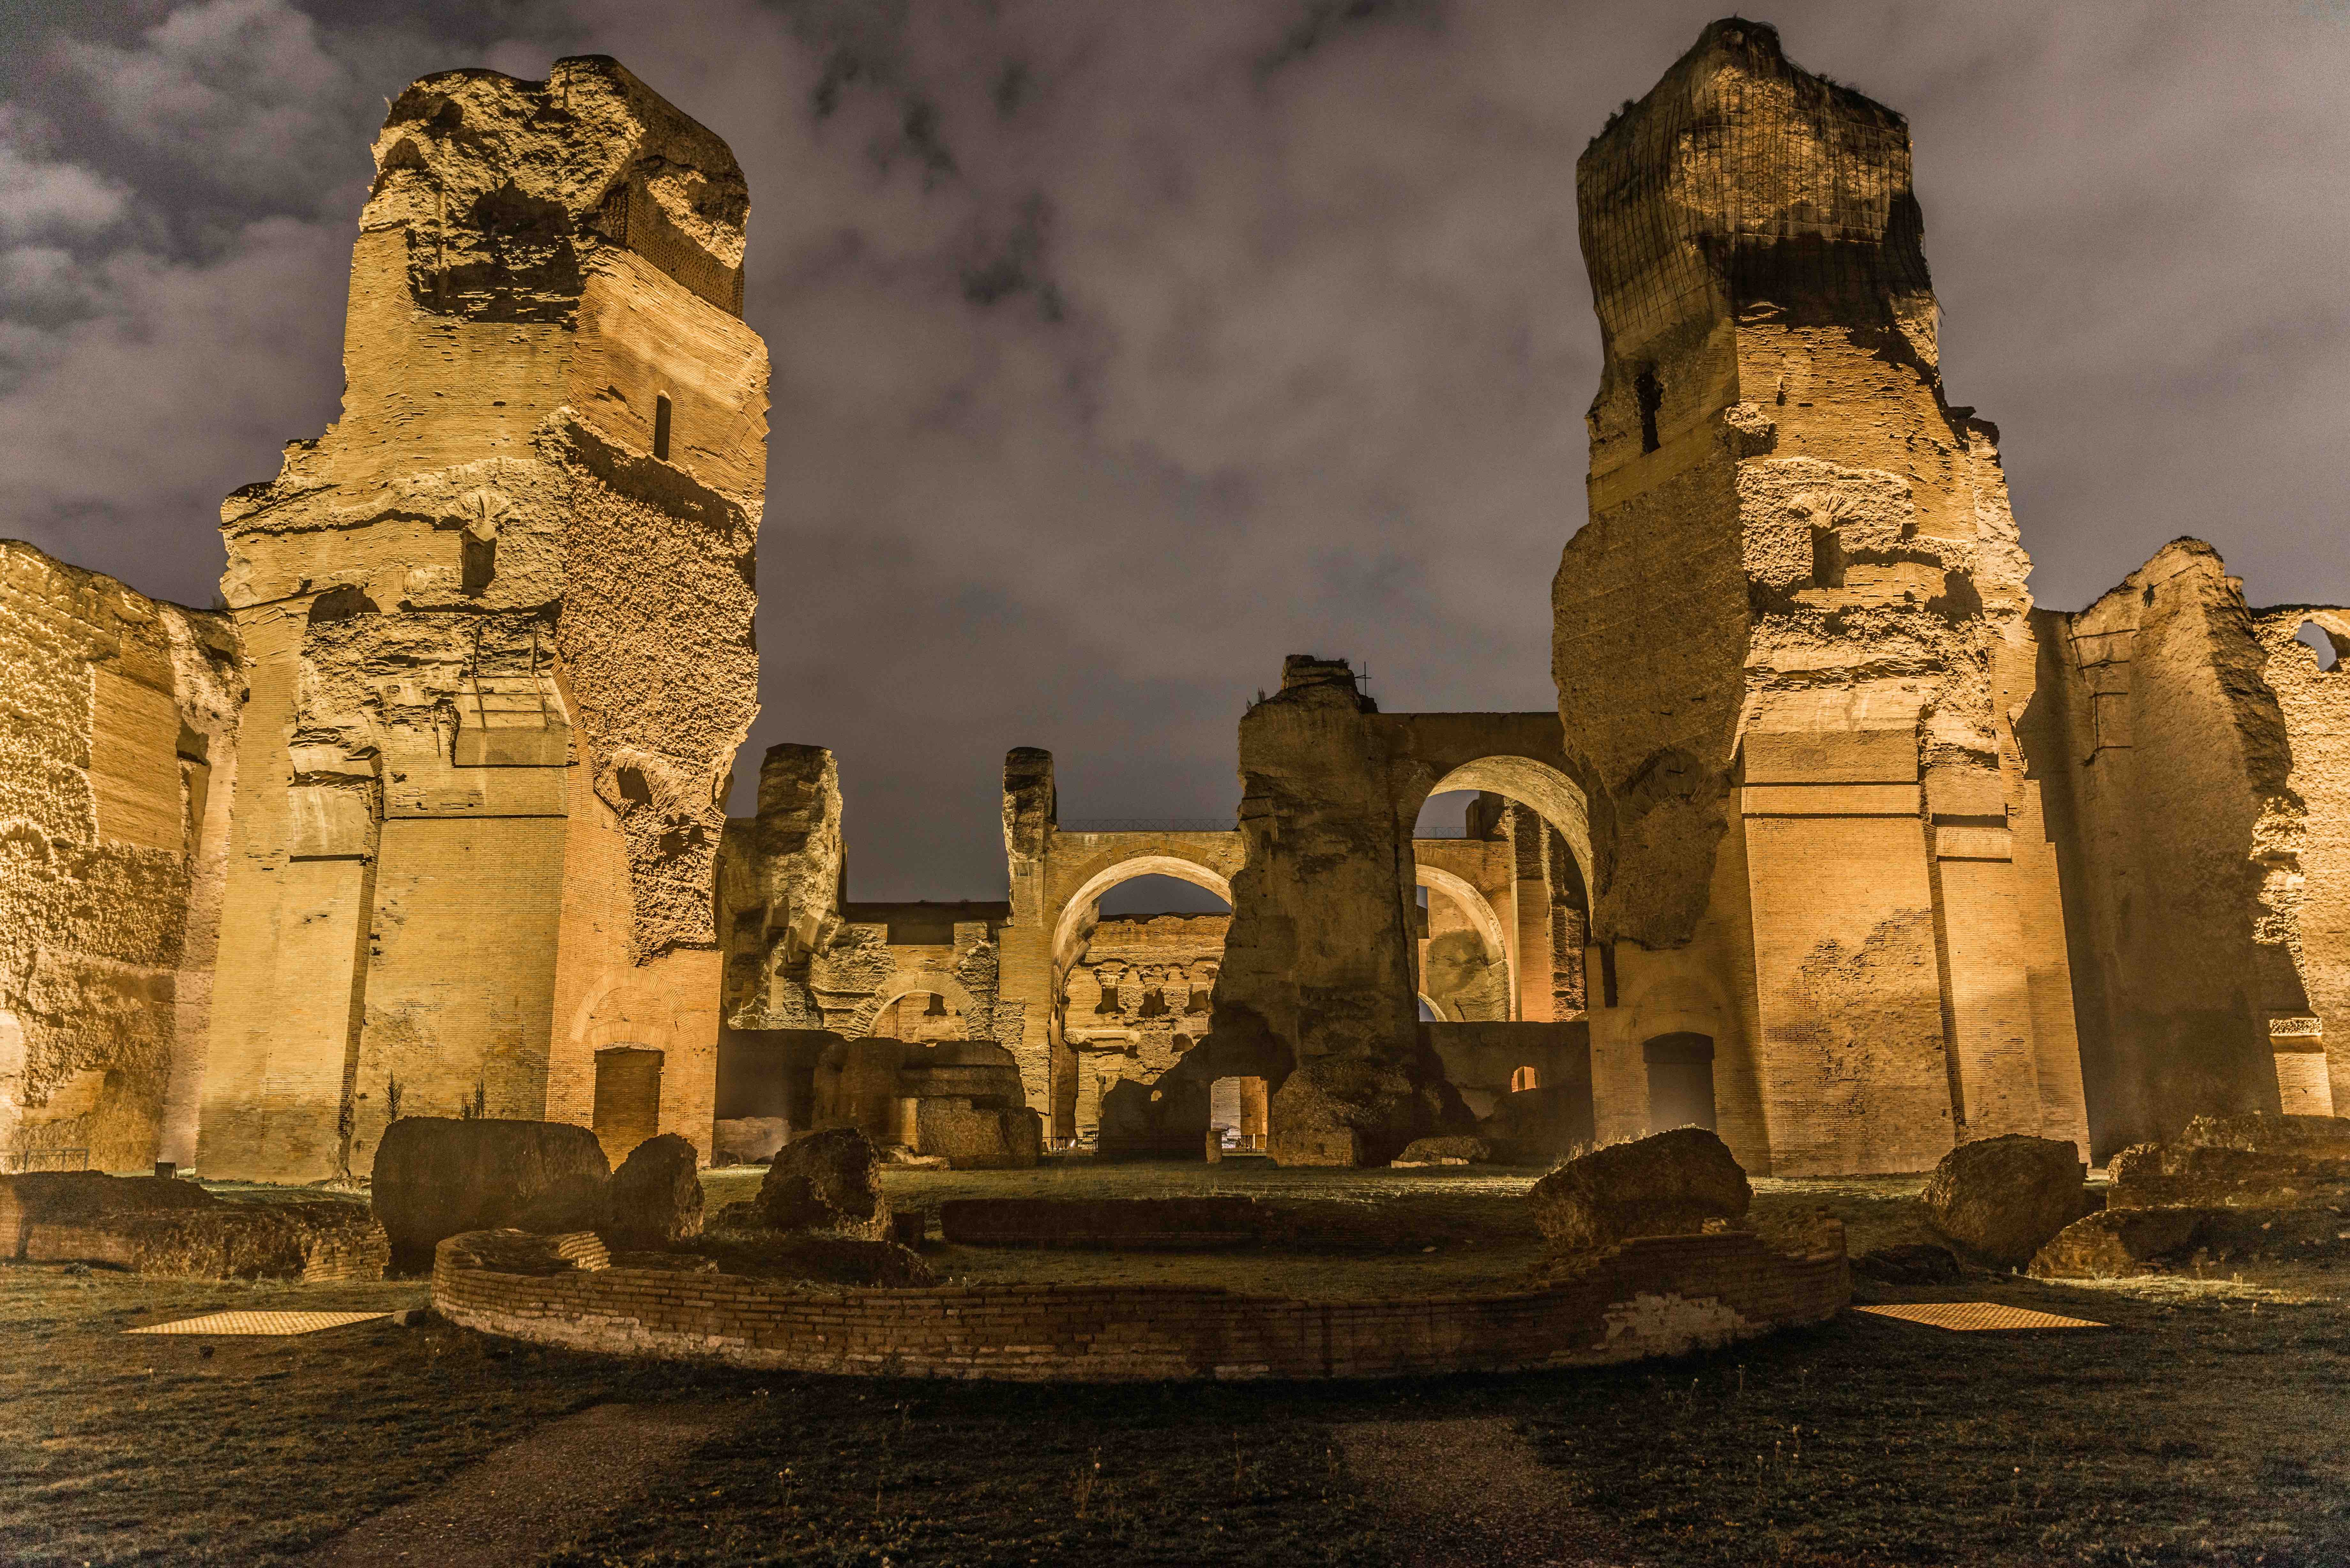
[433,1228,1848,1382]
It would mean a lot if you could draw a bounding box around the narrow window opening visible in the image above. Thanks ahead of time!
[1634,367,1662,454]
[1511,1064,1542,1093]
[653,393,673,462]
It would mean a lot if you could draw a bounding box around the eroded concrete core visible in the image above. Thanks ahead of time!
[192,56,766,1180]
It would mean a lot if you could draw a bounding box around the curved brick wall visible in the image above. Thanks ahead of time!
[433,1229,1848,1382]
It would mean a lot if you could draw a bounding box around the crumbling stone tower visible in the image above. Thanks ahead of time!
[196,58,767,1179]
[1556,20,2089,1173]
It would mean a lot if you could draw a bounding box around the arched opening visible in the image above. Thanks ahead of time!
[873,989,963,1043]
[2295,620,2345,672]
[1511,1064,1541,1093]
[1417,994,1445,1022]
[592,1045,663,1165]
[1414,865,1514,1022]
[1208,1075,1269,1154]
[1052,856,1234,1150]
[1643,1032,1716,1133]
[1413,757,1594,1027]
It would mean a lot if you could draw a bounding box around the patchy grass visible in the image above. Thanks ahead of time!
[7,1169,2350,1564]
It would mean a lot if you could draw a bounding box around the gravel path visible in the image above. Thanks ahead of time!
[1339,1415,1634,1568]
[297,1400,746,1567]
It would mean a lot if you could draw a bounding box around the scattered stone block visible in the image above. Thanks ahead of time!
[712,1117,789,1165]
[1474,1085,1590,1166]
[2028,1209,2204,1279]
[0,1172,216,1259]
[755,1126,890,1239]
[2106,1141,2350,1211]
[1528,1128,1751,1253]
[1268,1052,1464,1168]
[1920,1134,2088,1267]
[2179,1113,2350,1156]
[23,1198,387,1281]
[600,1134,703,1251]
[371,1118,612,1272]
[1393,1135,1496,1167]
[914,1101,1042,1169]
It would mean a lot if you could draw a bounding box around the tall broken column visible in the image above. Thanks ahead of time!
[196,57,767,1179]
[1557,20,2088,1171]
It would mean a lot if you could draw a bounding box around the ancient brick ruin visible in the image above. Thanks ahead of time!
[5,26,2346,1182]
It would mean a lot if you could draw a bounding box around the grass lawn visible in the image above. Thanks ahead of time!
[4,1165,2348,1565]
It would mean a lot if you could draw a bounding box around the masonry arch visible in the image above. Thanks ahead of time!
[1414,863,1515,1023]
[852,971,978,1038]
[1050,854,1235,970]
[1415,753,1594,897]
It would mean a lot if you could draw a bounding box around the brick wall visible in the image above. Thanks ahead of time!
[434,1229,1847,1382]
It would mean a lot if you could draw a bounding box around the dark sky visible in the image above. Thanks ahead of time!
[5,1,2347,901]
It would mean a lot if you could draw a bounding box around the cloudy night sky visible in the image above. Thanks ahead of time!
[4,0,2346,900]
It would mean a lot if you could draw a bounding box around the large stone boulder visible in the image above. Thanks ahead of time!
[1920,1134,2088,1267]
[913,1101,1041,1170]
[371,1118,611,1273]
[600,1134,703,1251]
[2028,1208,2203,1279]
[0,1173,216,1259]
[755,1126,890,1239]
[1268,1051,1467,1167]
[1528,1127,1751,1253]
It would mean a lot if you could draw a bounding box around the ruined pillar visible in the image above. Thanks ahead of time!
[997,747,1058,1135]
[1558,20,2087,1171]
[197,57,766,1178]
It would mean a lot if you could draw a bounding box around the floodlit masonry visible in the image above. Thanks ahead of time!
[4,23,2348,1179]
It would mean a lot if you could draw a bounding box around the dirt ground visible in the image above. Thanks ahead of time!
[5,1165,2348,1566]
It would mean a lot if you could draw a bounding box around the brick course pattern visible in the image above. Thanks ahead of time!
[433,1229,1847,1382]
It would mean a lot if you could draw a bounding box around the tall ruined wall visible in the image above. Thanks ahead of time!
[2255,608,2350,1117]
[1557,19,2086,1172]
[197,57,765,1179]
[2029,544,2331,1153]
[0,542,241,1171]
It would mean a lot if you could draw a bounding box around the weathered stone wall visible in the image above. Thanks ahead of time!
[2255,609,2350,1116]
[0,542,241,1171]
[2027,546,2343,1154]
[1554,19,2088,1174]
[196,57,765,1179]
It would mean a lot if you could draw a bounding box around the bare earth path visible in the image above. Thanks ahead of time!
[1339,1415,1633,1568]
[298,1401,747,1568]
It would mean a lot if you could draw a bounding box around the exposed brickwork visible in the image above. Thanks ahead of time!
[433,1228,1846,1382]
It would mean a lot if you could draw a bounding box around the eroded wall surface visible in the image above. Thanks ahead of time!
[195,57,765,1179]
[0,542,241,1171]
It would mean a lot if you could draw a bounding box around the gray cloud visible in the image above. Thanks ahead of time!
[4,0,2346,898]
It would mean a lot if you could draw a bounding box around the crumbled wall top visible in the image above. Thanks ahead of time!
[368,55,748,320]
[1577,17,1934,366]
